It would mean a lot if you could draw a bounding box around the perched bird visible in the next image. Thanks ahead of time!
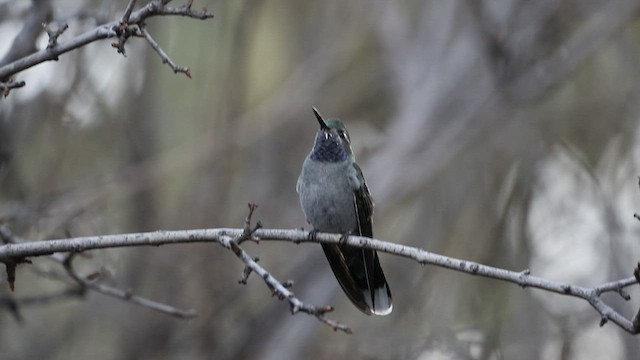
[297,107,392,315]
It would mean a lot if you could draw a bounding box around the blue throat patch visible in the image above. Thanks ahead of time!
[310,135,349,162]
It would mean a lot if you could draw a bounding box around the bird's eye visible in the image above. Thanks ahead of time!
[338,130,349,141]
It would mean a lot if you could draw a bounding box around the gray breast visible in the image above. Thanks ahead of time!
[297,158,358,233]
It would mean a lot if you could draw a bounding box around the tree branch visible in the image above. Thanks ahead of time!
[228,238,351,333]
[62,252,197,319]
[0,0,53,68]
[139,25,191,78]
[0,80,26,98]
[0,0,214,87]
[0,224,638,334]
[120,0,139,24]
[0,225,196,320]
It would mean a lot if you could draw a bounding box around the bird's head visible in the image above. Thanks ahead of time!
[310,107,353,162]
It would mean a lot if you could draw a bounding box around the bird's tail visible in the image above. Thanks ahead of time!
[321,243,392,315]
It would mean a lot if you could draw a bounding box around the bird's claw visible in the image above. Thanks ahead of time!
[339,232,351,246]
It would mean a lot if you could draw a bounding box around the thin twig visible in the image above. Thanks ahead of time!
[227,238,351,333]
[238,202,262,244]
[139,25,191,77]
[0,80,26,97]
[120,0,139,24]
[230,205,349,332]
[62,253,197,319]
[633,264,640,330]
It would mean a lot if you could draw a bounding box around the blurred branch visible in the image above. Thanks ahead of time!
[0,0,214,90]
[0,225,196,320]
[0,288,85,323]
[62,252,197,319]
[0,0,52,97]
[0,219,638,334]
[508,0,640,102]
[0,80,26,97]
[633,264,640,329]
[0,0,53,67]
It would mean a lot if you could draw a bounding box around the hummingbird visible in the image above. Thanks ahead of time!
[296,107,392,315]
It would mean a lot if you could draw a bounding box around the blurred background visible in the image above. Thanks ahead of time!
[1,0,640,359]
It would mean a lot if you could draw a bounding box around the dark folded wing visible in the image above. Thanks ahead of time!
[352,163,374,238]
[351,163,392,315]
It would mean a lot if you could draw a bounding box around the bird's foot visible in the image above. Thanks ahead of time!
[339,231,351,246]
[308,228,319,242]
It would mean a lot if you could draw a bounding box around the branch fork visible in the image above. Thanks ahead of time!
[43,22,69,51]
[229,204,352,333]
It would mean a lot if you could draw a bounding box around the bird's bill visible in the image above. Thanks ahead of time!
[312,107,329,130]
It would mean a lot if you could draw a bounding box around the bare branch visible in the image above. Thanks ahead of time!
[0,0,53,69]
[0,0,214,84]
[238,202,262,244]
[121,0,139,24]
[0,226,638,334]
[508,0,640,102]
[0,80,26,97]
[0,225,194,319]
[139,25,191,78]
[227,238,351,333]
[62,253,197,319]
[633,264,640,330]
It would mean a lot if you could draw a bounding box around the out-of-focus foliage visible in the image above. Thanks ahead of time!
[1,0,640,359]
